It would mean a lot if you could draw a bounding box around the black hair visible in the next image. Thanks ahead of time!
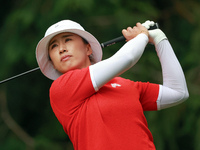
[82,38,89,44]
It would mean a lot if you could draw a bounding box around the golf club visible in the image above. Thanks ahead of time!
[0,23,159,84]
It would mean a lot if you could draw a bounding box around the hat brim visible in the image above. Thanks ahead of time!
[36,29,102,80]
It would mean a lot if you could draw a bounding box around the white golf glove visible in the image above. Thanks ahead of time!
[142,20,167,45]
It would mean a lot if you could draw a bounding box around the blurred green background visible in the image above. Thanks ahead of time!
[0,0,200,149]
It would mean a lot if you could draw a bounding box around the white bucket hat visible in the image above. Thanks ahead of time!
[36,20,102,80]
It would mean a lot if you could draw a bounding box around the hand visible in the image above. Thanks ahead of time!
[142,20,155,29]
[148,29,167,45]
[142,20,167,45]
[122,22,149,41]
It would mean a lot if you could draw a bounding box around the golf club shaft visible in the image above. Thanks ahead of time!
[0,67,40,84]
[0,23,159,84]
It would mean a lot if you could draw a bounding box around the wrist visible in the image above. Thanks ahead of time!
[140,30,149,37]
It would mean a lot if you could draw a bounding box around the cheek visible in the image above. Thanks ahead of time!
[78,49,89,60]
[73,45,88,56]
[49,51,59,63]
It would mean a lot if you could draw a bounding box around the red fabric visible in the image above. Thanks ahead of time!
[50,67,159,150]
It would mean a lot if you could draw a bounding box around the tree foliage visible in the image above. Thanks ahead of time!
[0,0,200,149]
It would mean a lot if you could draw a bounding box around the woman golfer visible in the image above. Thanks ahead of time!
[36,20,189,150]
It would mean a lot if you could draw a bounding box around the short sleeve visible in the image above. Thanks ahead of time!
[135,82,160,111]
[49,67,95,117]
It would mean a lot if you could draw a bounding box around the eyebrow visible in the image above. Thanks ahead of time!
[49,34,73,47]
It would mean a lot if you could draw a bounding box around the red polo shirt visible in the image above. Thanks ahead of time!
[50,67,159,150]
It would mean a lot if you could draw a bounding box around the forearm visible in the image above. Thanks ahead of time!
[156,40,189,110]
[89,33,148,91]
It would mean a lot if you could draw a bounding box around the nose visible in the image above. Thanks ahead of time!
[59,43,67,54]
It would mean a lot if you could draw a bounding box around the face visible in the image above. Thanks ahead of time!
[48,32,92,74]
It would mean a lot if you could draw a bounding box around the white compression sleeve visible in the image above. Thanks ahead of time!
[156,40,189,110]
[89,33,149,91]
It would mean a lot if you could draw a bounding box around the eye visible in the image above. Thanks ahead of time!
[65,38,71,42]
[50,44,57,50]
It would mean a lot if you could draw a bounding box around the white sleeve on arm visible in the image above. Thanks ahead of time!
[156,40,189,110]
[89,33,149,91]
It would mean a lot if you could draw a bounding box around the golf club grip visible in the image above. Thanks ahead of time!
[101,23,159,48]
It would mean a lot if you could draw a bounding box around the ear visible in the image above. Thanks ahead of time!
[86,44,93,56]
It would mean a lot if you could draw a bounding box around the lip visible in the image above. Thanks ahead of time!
[61,55,72,62]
